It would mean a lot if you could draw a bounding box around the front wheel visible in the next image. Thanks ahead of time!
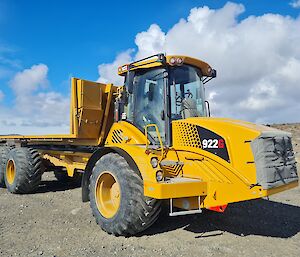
[89,153,161,236]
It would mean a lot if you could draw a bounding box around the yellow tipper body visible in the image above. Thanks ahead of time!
[0,53,298,220]
[0,78,117,146]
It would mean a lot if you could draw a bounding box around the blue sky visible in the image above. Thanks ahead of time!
[0,0,300,134]
[1,0,299,95]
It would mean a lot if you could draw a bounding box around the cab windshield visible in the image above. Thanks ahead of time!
[126,64,206,144]
[169,65,206,120]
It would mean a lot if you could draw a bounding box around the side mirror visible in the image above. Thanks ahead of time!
[125,71,135,94]
[148,83,155,101]
[210,69,217,78]
[205,100,211,117]
[160,110,165,120]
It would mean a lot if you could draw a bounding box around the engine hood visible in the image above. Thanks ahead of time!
[182,117,291,138]
[171,117,298,189]
[171,117,292,166]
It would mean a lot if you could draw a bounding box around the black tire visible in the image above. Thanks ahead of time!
[4,147,44,193]
[89,153,161,236]
[54,170,82,185]
[0,146,14,188]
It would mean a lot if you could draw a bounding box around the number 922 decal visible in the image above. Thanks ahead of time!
[202,139,225,149]
[196,126,230,162]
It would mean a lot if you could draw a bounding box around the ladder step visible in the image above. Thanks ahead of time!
[169,196,202,217]
[169,209,202,217]
[160,160,184,166]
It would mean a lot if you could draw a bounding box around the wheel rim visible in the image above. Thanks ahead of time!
[95,171,121,219]
[6,159,16,185]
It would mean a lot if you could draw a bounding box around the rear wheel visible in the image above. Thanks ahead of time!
[4,147,44,193]
[0,146,13,187]
[89,153,161,236]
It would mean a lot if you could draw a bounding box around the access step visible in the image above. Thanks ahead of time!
[144,177,207,199]
[169,196,202,216]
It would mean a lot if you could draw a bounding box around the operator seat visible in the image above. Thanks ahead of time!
[181,98,199,118]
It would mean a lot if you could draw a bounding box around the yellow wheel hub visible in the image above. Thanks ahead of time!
[6,159,16,185]
[95,171,121,219]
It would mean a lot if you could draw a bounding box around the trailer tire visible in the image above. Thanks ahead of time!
[4,147,44,193]
[89,153,161,236]
[54,170,82,185]
[0,146,14,188]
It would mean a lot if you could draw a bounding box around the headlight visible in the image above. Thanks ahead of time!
[170,57,176,65]
[156,170,164,182]
[176,57,183,65]
[169,56,184,66]
[150,157,158,168]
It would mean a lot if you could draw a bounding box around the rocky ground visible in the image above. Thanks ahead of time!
[0,124,299,257]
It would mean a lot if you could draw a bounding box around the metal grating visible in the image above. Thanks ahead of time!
[173,122,201,148]
[111,129,124,143]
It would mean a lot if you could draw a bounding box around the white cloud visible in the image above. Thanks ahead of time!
[10,64,48,94]
[135,24,166,60]
[97,49,134,85]
[290,0,300,8]
[97,2,300,124]
[0,64,70,135]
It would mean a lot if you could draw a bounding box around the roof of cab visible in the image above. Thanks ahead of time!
[118,54,215,77]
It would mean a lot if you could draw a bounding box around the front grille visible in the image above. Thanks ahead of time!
[251,131,298,189]
[172,122,201,148]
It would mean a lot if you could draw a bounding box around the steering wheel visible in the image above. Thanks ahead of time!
[184,89,193,98]
[176,94,183,106]
[176,90,193,106]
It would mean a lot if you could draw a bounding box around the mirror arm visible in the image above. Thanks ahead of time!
[205,100,211,117]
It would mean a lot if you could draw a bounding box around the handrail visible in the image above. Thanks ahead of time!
[145,124,164,159]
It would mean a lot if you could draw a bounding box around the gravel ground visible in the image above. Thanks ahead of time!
[0,124,299,257]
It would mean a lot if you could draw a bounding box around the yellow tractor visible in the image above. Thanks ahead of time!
[0,53,298,236]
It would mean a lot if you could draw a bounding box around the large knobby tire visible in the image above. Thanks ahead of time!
[0,146,14,188]
[89,153,161,236]
[54,170,82,185]
[4,147,44,193]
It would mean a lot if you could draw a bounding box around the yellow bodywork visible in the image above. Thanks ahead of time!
[0,55,297,213]
[105,119,298,210]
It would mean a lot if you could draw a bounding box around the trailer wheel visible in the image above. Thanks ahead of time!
[4,147,44,193]
[54,170,82,185]
[89,153,161,236]
[0,146,14,187]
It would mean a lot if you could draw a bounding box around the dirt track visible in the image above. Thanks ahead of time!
[0,124,300,257]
